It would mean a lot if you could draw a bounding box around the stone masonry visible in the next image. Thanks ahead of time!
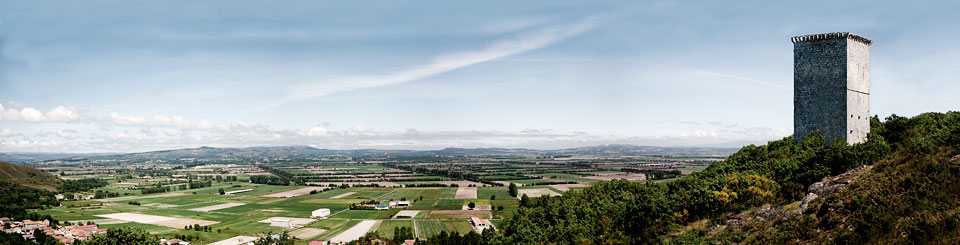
[792,32,871,145]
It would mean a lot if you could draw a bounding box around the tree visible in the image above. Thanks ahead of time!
[490,194,496,200]
[218,188,225,195]
[85,227,158,245]
[254,231,294,245]
[508,183,518,197]
[468,202,476,210]
[393,226,414,243]
[519,194,530,207]
[33,228,51,244]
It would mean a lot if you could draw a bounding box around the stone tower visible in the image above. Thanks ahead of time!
[792,32,872,145]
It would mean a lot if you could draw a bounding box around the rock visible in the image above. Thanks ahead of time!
[707,224,722,233]
[755,204,789,221]
[723,212,743,230]
[797,165,869,213]
[798,193,818,213]
[951,154,960,163]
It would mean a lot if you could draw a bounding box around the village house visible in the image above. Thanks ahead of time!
[1,217,105,244]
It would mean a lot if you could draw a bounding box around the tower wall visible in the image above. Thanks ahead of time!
[846,40,871,143]
[792,32,871,145]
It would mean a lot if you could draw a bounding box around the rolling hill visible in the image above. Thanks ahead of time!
[0,161,63,191]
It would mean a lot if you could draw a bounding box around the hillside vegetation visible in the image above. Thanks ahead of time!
[0,161,63,191]
[470,111,960,244]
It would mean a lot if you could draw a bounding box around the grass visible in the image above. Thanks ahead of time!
[333,210,384,219]
[436,187,457,199]
[98,221,178,234]
[314,219,362,241]
[414,220,445,238]
[409,200,438,210]
[377,188,424,202]
[441,220,475,234]
[374,220,414,239]
[434,200,463,210]
[377,208,402,219]
[477,187,511,200]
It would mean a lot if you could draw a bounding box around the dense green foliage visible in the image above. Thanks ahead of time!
[85,227,159,245]
[254,231,294,245]
[0,231,34,244]
[393,226,415,243]
[0,181,59,220]
[459,112,959,244]
[688,111,960,244]
[60,178,109,192]
[250,175,290,185]
[93,190,121,199]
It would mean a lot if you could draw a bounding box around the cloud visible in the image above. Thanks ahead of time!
[0,103,80,122]
[521,128,542,133]
[263,16,601,108]
[0,128,16,137]
[306,126,328,137]
[46,106,80,121]
[18,108,45,122]
[56,128,78,139]
[350,125,370,134]
[0,101,786,153]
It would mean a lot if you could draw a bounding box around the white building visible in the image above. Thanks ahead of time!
[311,208,331,218]
[388,201,410,207]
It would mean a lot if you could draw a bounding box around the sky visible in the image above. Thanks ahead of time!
[1,1,959,153]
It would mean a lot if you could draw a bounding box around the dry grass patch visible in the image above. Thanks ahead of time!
[454,187,477,199]
[518,188,561,198]
[188,202,245,212]
[95,213,219,228]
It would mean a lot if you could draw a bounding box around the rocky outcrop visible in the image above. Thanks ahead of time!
[754,204,789,221]
[797,165,870,213]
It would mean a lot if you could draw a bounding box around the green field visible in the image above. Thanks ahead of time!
[33,159,677,245]
[374,220,414,239]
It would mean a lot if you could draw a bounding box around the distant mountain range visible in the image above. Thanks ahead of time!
[0,144,738,164]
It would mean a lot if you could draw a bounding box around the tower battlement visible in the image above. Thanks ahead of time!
[791,32,873,45]
[793,32,872,145]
